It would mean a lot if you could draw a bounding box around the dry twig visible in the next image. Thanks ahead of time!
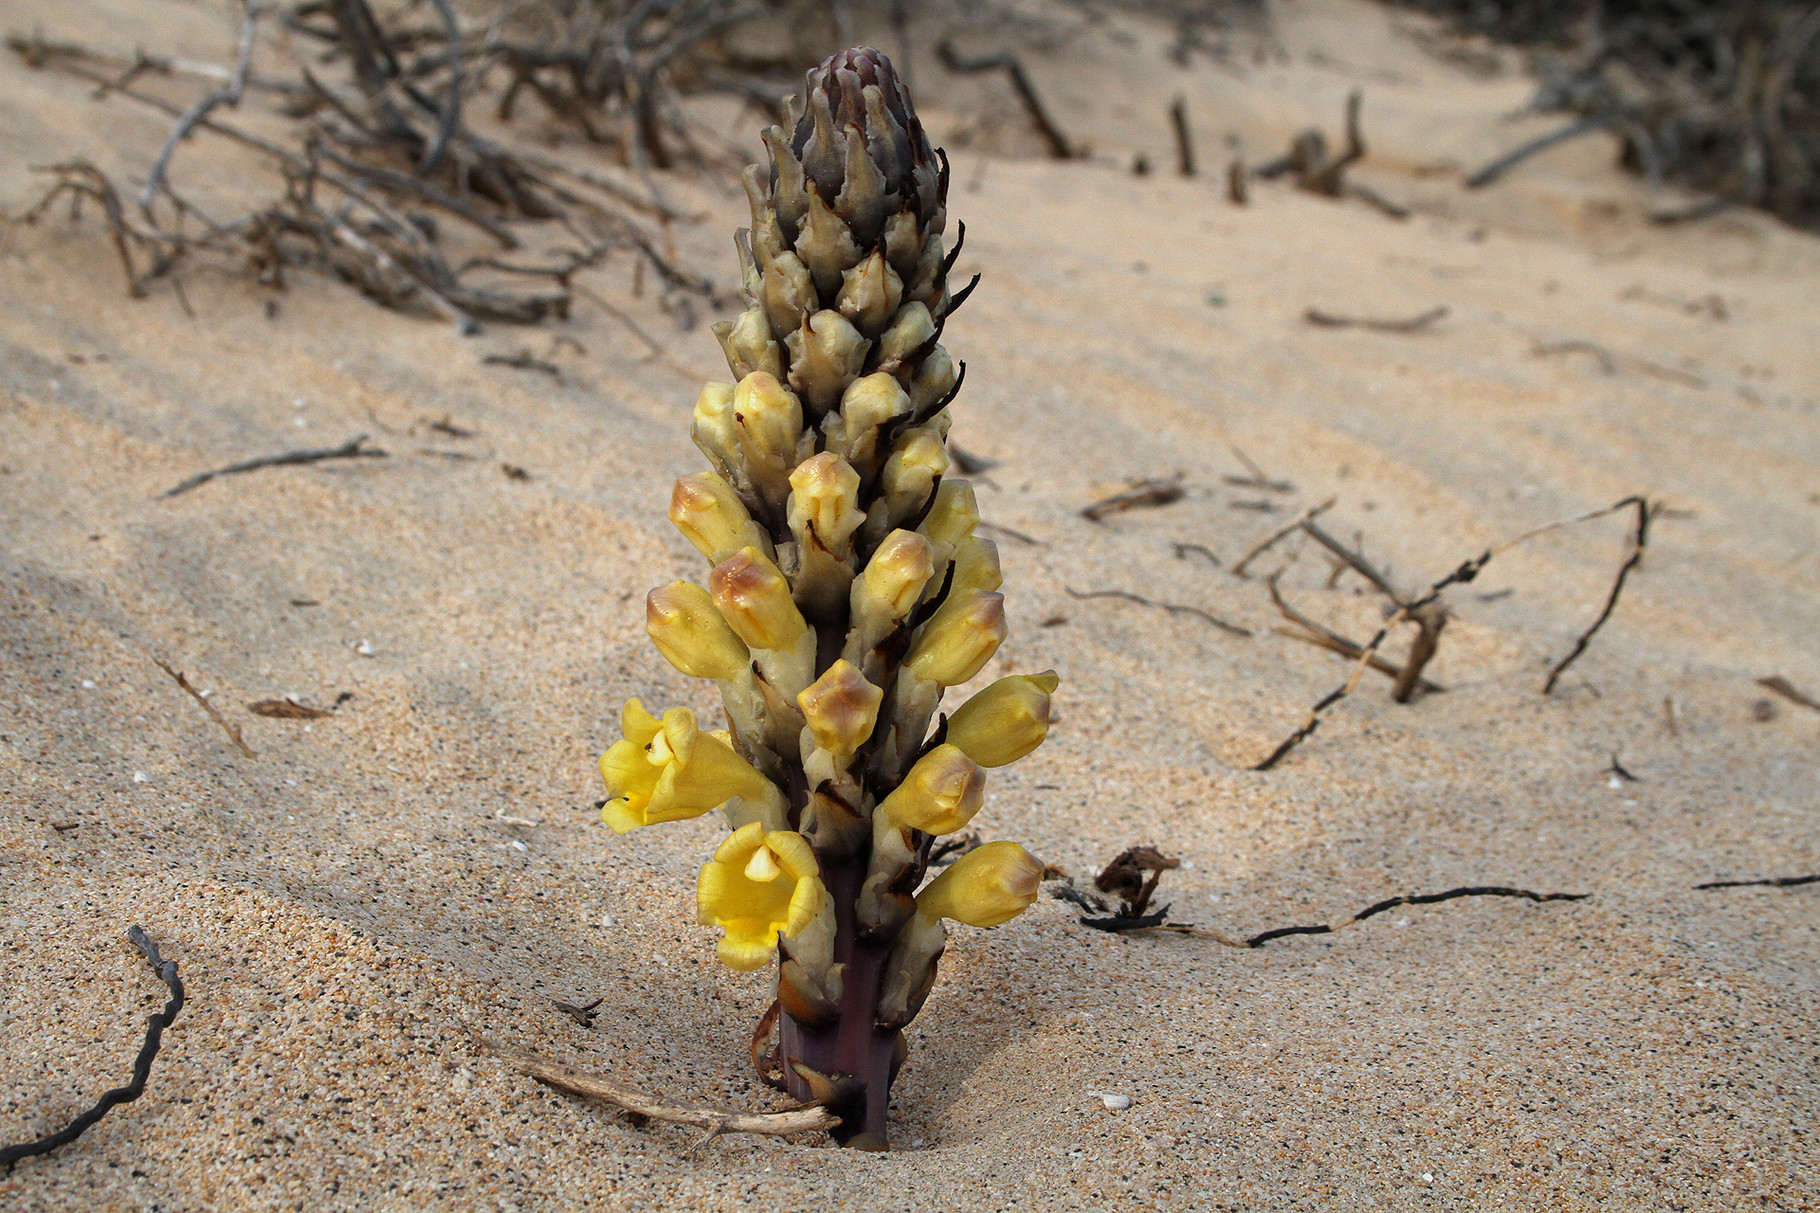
[0,927,185,1172]
[1081,475,1185,521]
[1266,573,1445,695]
[154,658,255,758]
[1542,496,1650,694]
[1230,496,1336,578]
[1304,305,1448,333]
[160,434,386,498]
[1252,496,1647,769]
[480,1039,838,1144]
[1695,873,1820,891]
[1064,586,1251,638]
[936,40,1077,159]
[1757,675,1820,714]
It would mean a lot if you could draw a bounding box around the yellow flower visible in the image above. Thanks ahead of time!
[697,823,827,970]
[945,671,1058,768]
[599,700,780,833]
[916,840,1044,927]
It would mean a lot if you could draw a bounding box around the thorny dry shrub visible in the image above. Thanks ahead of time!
[2,0,886,331]
[1399,0,1820,227]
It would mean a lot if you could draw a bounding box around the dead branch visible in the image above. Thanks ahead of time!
[484,351,563,379]
[1304,305,1448,333]
[1230,496,1336,578]
[1225,446,1293,492]
[8,8,724,333]
[1465,114,1608,189]
[1062,852,1585,945]
[1266,574,1445,695]
[1533,338,1617,374]
[1757,675,1820,714]
[0,927,185,1172]
[1064,586,1252,639]
[1252,496,1646,769]
[1240,886,1589,947]
[1081,475,1185,521]
[1170,96,1195,177]
[160,434,386,498]
[142,3,264,213]
[1299,519,1404,600]
[936,40,1077,159]
[480,1039,838,1141]
[154,658,255,758]
[1542,496,1650,693]
[1695,874,1820,891]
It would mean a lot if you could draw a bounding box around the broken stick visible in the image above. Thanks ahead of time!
[480,1038,838,1144]
[936,41,1076,159]
[154,657,255,757]
[1304,305,1448,333]
[160,434,386,498]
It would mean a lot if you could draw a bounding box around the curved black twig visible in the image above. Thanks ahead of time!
[1695,874,1819,891]
[1074,884,1588,946]
[0,927,185,1172]
[1543,496,1649,693]
[1250,886,1589,945]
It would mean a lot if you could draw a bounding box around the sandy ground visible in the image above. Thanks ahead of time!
[2,0,1817,1209]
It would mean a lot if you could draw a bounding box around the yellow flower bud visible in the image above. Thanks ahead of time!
[880,427,950,522]
[944,671,1057,768]
[909,346,958,412]
[669,473,769,565]
[824,372,911,470]
[856,530,934,621]
[797,660,883,758]
[710,548,809,652]
[948,535,1002,595]
[876,743,985,835]
[795,182,861,297]
[715,307,784,381]
[691,382,740,473]
[876,301,935,368]
[907,590,1006,687]
[915,840,1044,928]
[646,583,750,681]
[920,479,979,549]
[836,248,904,337]
[787,452,863,552]
[599,700,780,833]
[788,310,870,419]
[760,249,817,337]
[732,372,804,468]
[697,823,827,970]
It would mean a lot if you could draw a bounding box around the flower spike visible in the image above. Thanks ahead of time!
[598,45,1055,1150]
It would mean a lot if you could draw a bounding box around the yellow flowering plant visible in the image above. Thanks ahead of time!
[597,46,1054,1150]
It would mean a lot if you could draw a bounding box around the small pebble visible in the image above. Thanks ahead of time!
[354,639,376,657]
[1094,1092,1131,1111]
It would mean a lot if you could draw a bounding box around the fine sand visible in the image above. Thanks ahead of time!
[2,1,1817,1209]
